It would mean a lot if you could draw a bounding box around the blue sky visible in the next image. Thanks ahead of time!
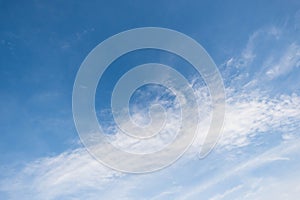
[1,0,300,199]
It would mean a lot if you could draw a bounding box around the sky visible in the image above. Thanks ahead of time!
[1,0,300,199]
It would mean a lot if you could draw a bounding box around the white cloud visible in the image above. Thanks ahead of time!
[224,26,282,70]
[1,86,300,199]
[0,148,122,200]
[218,91,300,149]
[209,184,243,200]
[239,176,300,200]
[176,137,300,200]
[266,43,300,79]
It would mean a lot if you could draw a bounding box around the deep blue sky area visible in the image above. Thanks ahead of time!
[1,1,300,199]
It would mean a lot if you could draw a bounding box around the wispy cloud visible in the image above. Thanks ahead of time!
[265,43,300,79]
[176,137,300,200]
[209,184,243,200]
[225,26,281,70]
[0,148,122,199]
[218,90,300,149]
[1,85,299,199]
